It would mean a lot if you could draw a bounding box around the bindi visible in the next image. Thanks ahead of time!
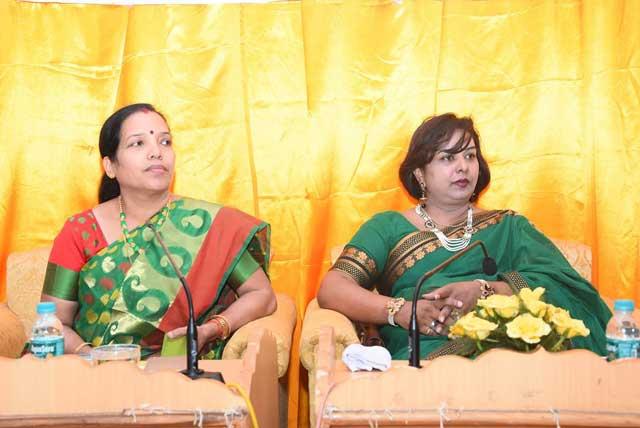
[150,130,154,135]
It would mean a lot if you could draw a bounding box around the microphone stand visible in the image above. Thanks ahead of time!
[408,240,497,368]
[149,225,224,382]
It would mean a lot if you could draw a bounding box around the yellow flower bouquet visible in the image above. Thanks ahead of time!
[448,287,590,356]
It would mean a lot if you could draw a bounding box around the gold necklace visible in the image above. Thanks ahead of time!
[119,195,171,257]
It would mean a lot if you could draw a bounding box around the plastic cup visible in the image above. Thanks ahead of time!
[91,344,141,365]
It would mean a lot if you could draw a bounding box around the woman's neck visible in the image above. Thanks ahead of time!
[119,190,171,228]
[422,200,470,227]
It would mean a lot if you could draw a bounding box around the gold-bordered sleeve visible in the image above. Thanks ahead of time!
[42,263,80,301]
[425,338,477,360]
[227,250,260,290]
[331,246,378,289]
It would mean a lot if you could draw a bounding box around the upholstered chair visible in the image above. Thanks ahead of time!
[0,247,297,380]
[300,239,622,427]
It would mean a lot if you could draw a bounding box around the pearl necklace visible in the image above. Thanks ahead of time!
[414,204,474,252]
[119,195,171,257]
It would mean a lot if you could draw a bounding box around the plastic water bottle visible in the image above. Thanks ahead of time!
[30,302,64,358]
[606,299,640,361]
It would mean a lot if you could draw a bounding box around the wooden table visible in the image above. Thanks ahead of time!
[0,328,278,428]
[313,328,640,428]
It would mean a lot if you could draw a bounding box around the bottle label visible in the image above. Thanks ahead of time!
[606,337,640,360]
[31,336,64,358]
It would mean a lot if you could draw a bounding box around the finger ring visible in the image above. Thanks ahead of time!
[451,309,461,321]
[430,320,438,329]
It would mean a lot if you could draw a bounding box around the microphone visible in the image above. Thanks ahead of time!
[408,240,497,368]
[148,224,224,382]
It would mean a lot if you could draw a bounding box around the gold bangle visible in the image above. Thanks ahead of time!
[73,342,91,354]
[208,318,223,338]
[386,297,406,326]
[210,315,231,340]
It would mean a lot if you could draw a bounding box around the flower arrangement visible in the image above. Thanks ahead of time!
[448,287,590,357]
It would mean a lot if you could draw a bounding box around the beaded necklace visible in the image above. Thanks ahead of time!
[119,195,171,257]
[414,203,474,252]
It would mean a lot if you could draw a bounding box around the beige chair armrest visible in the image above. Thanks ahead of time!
[6,247,51,339]
[222,293,296,378]
[0,304,28,358]
[299,298,359,372]
[549,238,592,282]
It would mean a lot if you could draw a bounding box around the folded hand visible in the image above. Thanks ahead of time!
[422,281,482,326]
[396,297,462,336]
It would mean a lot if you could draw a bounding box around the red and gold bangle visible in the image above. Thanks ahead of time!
[210,315,231,340]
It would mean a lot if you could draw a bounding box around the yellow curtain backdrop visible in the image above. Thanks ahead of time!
[1,1,639,426]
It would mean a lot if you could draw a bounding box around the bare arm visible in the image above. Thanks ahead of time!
[41,294,90,354]
[317,270,391,324]
[167,268,277,345]
[214,267,277,334]
[318,270,460,334]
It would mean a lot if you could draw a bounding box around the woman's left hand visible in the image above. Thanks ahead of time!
[422,281,482,323]
[166,322,222,352]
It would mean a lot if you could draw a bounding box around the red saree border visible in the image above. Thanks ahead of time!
[158,206,268,332]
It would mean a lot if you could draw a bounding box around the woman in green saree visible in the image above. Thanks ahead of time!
[318,113,610,360]
[41,103,276,358]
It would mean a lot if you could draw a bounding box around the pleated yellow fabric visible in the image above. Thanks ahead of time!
[2,1,639,426]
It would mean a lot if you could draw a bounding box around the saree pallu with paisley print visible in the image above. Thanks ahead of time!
[44,197,269,358]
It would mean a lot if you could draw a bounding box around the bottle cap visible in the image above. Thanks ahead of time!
[36,302,56,314]
[613,299,635,312]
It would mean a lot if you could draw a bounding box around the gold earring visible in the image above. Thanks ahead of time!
[419,184,428,207]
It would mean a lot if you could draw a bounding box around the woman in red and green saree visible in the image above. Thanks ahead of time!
[318,113,610,360]
[41,104,276,358]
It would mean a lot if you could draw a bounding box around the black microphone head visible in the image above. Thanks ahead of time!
[482,257,498,276]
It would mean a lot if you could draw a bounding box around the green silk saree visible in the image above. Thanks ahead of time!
[333,209,610,359]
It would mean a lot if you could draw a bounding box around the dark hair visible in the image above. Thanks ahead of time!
[98,103,168,202]
[398,113,490,202]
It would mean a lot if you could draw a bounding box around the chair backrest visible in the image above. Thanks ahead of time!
[6,247,51,337]
[329,238,592,282]
[548,238,592,282]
